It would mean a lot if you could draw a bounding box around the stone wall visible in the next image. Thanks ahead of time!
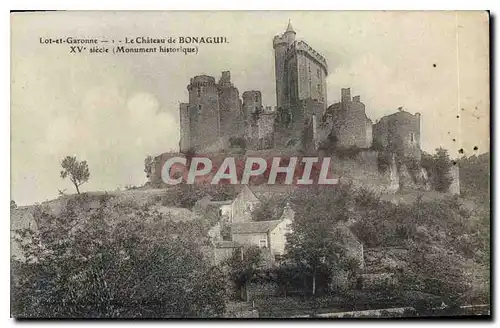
[324,89,371,149]
[242,90,262,120]
[219,72,243,138]
[373,111,421,160]
[326,150,399,194]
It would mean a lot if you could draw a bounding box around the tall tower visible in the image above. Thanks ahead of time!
[218,71,242,138]
[187,75,220,151]
[273,20,296,112]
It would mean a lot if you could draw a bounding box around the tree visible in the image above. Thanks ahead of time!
[11,195,226,318]
[433,148,453,192]
[60,156,90,194]
[226,246,262,290]
[286,185,353,296]
[144,155,154,179]
[421,148,452,192]
[401,242,472,306]
[251,196,286,222]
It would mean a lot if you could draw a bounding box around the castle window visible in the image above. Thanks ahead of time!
[317,83,322,94]
[245,202,254,213]
[317,68,321,78]
[255,94,258,102]
[197,104,202,114]
[410,133,415,143]
[197,86,202,97]
[259,239,268,248]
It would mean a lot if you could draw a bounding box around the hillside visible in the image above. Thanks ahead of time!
[11,188,201,260]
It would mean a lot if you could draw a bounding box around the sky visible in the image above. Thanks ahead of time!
[11,11,489,205]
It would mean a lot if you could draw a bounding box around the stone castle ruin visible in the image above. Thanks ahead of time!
[171,21,458,194]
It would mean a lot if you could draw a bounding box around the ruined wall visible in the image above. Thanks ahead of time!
[373,111,421,160]
[326,150,399,194]
[256,112,276,149]
[373,116,389,148]
[299,98,324,119]
[218,71,243,138]
[327,90,371,149]
[242,90,262,120]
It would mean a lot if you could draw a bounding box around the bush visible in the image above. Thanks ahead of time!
[377,150,392,173]
[11,197,226,318]
[334,146,363,160]
[421,148,453,192]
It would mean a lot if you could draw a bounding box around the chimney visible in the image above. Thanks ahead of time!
[341,88,351,103]
[353,95,360,103]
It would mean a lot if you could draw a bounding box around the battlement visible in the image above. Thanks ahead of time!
[273,35,288,48]
[242,90,262,99]
[187,75,217,90]
[285,40,328,73]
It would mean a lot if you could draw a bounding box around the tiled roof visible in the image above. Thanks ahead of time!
[285,20,295,33]
[248,185,295,200]
[215,240,241,248]
[231,220,281,234]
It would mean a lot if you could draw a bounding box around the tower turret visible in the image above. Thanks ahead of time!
[273,22,295,112]
[284,20,296,44]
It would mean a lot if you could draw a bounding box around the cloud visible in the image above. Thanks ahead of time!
[11,55,178,205]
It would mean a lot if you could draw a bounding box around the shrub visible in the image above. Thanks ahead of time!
[421,148,453,192]
[377,150,392,173]
[11,197,226,318]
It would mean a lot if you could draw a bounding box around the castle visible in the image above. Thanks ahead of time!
[178,21,421,160]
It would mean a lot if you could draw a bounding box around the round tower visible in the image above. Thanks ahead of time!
[273,33,288,112]
[187,75,219,151]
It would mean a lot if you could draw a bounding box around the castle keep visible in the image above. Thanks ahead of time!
[273,21,328,122]
[178,21,422,161]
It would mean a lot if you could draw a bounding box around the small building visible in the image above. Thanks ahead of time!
[230,218,292,258]
[229,185,294,224]
[207,185,296,266]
